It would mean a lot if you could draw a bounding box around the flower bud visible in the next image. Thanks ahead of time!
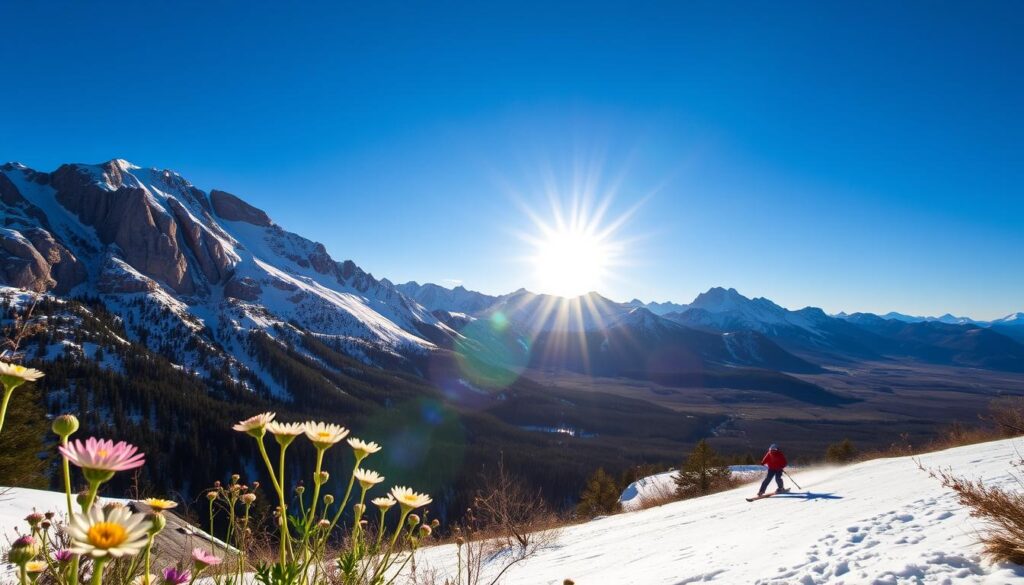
[407,513,420,527]
[76,492,90,508]
[418,524,432,538]
[317,471,329,484]
[295,486,305,495]
[51,414,79,438]
[24,513,44,528]
[7,536,39,565]
[455,536,465,547]
[40,521,51,530]
[241,493,256,505]
[323,494,334,506]
[318,519,331,529]
[43,512,54,520]
[206,491,217,502]
[231,474,240,483]
[214,480,221,488]
[353,503,365,516]
[148,512,167,535]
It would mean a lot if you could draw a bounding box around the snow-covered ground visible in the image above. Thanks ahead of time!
[412,438,1024,584]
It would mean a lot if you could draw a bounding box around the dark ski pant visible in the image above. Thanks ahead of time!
[759,469,784,495]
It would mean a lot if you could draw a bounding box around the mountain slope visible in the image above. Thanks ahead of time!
[410,437,1024,584]
[0,159,453,383]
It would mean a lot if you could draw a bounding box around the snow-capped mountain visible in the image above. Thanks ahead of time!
[990,312,1024,344]
[395,281,498,315]
[625,298,689,315]
[0,159,453,389]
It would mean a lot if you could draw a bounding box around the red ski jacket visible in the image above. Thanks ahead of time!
[762,450,787,470]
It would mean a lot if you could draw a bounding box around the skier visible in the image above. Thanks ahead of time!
[757,443,789,496]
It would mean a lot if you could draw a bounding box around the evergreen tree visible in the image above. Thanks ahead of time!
[674,439,730,497]
[576,468,621,518]
[0,382,49,487]
[825,439,858,463]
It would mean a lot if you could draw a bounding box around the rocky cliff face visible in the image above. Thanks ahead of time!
[0,159,452,378]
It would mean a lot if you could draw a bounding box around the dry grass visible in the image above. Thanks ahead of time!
[923,460,1024,564]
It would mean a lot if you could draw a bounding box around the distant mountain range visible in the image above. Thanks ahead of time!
[2,158,1023,397]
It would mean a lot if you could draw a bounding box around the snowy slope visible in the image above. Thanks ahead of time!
[410,438,1024,584]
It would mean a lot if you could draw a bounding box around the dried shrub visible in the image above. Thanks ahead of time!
[924,460,1024,564]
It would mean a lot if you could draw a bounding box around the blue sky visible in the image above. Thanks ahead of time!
[2,1,1022,319]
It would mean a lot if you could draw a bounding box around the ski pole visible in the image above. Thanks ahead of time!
[784,470,802,490]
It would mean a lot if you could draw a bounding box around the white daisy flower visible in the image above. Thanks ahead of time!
[68,505,152,558]
[353,468,385,489]
[390,486,432,511]
[303,422,350,450]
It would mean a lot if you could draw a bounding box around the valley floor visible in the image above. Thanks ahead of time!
[410,438,1024,584]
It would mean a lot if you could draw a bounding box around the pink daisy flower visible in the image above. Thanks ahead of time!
[59,437,145,483]
[191,547,222,569]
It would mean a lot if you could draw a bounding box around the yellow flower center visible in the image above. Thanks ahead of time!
[87,522,127,549]
[97,449,109,458]
[317,432,331,439]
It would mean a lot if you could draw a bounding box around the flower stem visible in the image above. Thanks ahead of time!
[0,382,19,438]
[61,436,73,516]
[90,558,107,585]
[143,535,154,585]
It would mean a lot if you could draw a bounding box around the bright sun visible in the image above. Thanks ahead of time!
[532,226,612,298]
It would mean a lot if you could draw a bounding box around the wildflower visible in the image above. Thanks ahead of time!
[205,491,217,502]
[407,513,420,526]
[390,487,432,511]
[7,535,40,565]
[317,519,330,530]
[161,567,191,585]
[0,362,44,435]
[141,498,177,512]
[51,414,79,438]
[316,470,330,484]
[191,547,222,569]
[68,505,152,558]
[353,468,385,489]
[418,524,432,538]
[371,496,396,510]
[25,512,45,528]
[303,422,349,450]
[323,494,335,506]
[25,560,46,573]
[53,549,74,563]
[232,412,276,437]
[59,437,145,483]
[241,493,256,505]
[133,574,158,585]
[266,421,304,446]
[0,362,44,387]
[347,438,382,460]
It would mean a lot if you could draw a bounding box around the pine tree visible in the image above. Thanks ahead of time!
[576,468,621,518]
[674,439,730,497]
[825,439,858,463]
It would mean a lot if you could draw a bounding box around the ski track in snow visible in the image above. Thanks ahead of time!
[411,439,1024,584]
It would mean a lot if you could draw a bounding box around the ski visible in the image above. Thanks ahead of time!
[746,488,790,502]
